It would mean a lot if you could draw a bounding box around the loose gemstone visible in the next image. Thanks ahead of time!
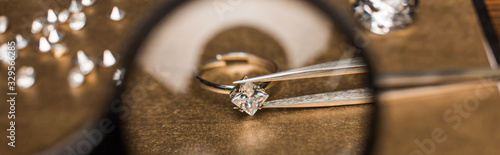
[109,6,125,21]
[68,0,83,13]
[74,50,94,75]
[69,12,86,30]
[47,9,58,23]
[32,17,46,33]
[51,43,68,58]
[0,43,16,64]
[82,0,96,6]
[0,16,7,34]
[58,9,70,23]
[99,49,116,67]
[48,29,63,43]
[15,34,29,49]
[39,37,51,52]
[353,0,418,34]
[42,24,56,36]
[69,67,85,88]
[230,76,269,116]
[112,68,125,86]
[17,66,36,88]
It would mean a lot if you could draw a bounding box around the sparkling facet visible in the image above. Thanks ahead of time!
[82,0,96,6]
[113,68,125,86]
[47,9,58,23]
[229,76,269,116]
[0,43,17,64]
[68,0,83,13]
[15,34,29,49]
[39,37,51,52]
[69,12,86,30]
[17,66,36,88]
[74,50,94,75]
[52,43,68,58]
[48,29,63,43]
[353,0,418,34]
[109,6,125,21]
[69,68,85,88]
[31,17,46,33]
[58,9,70,23]
[0,16,7,34]
[99,50,116,67]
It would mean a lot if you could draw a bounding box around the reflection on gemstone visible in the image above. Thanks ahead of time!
[353,0,418,34]
[109,6,125,21]
[32,17,46,33]
[16,34,29,49]
[68,0,83,13]
[52,43,68,58]
[48,29,63,43]
[0,16,7,34]
[69,67,85,88]
[74,50,94,75]
[47,9,58,23]
[82,0,96,6]
[69,12,86,30]
[18,66,36,88]
[39,37,51,53]
[99,49,117,67]
[58,9,70,23]
[113,68,125,86]
[230,76,269,116]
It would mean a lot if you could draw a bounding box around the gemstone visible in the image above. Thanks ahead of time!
[229,76,269,116]
[69,12,86,30]
[353,0,418,34]
[68,67,85,88]
[17,66,36,88]
[0,43,16,64]
[48,29,63,43]
[15,34,29,49]
[74,50,94,75]
[42,24,56,36]
[58,9,70,23]
[68,0,83,13]
[112,68,125,86]
[82,0,96,6]
[47,9,58,23]
[99,50,116,67]
[109,6,125,21]
[32,17,46,33]
[51,43,68,58]
[0,16,7,34]
[39,37,51,52]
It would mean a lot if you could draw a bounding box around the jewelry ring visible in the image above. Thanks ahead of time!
[195,52,278,116]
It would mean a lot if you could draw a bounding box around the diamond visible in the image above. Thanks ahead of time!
[68,0,83,13]
[74,50,94,75]
[15,34,29,49]
[0,16,7,34]
[47,9,58,23]
[48,29,63,43]
[0,43,16,64]
[99,49,117,67]
[32,17,46,34]
[17,66,36,88]
[353,0,418,34]
[58,9,70,23]
[82,0,96,6]
[39,37,51,52]
[68,67,85,88]
[229,76,269,116]
[42,23,56,36]
[51,43,68,58]
[112,68,125,86]
[109,6,125,21]
[69,12,86,30]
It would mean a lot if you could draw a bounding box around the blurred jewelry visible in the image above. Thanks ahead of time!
[195,52,278,116]
[352,0,418,34]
